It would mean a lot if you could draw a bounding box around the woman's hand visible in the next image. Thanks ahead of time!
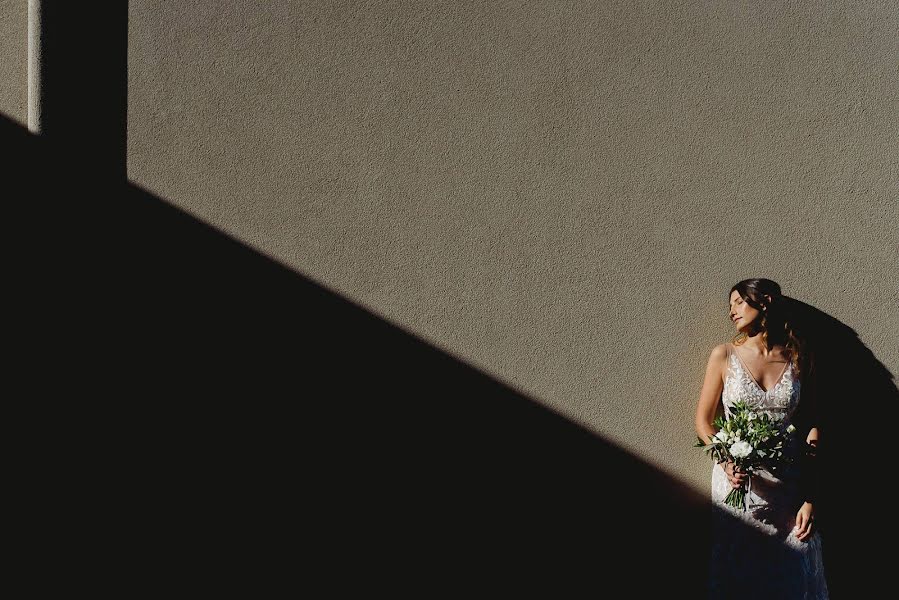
[794,502,815,541]
[722,461,747,489]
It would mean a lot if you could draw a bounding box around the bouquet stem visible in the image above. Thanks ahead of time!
[724,470,753,511]
[724,486,747,510]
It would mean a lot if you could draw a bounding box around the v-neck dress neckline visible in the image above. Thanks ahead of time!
[730,344,791,394]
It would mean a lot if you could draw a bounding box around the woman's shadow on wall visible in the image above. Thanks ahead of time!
[786,296,899,597]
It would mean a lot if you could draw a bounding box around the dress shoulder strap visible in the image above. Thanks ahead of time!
[721,343,734,386]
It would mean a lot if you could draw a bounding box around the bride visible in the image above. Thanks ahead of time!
[694,278,828,599]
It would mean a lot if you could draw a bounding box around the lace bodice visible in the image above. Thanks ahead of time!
[722,346,800,425]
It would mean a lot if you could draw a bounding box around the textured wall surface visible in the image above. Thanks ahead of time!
[129,0,899,492]
[0,0,26,124]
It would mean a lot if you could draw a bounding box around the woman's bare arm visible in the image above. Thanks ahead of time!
[695,344,727,444]
[794,425,820,541]
[695,344,747,488]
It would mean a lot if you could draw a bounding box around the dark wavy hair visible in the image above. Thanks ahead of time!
[729,278,806,377]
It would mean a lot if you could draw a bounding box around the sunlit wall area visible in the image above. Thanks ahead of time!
[0,0,26,124]
[127,1,899,492]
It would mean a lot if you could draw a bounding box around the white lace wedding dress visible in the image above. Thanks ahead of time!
[708,343,828,599]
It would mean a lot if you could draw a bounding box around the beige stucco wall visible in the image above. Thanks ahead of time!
[128,0,898,493]
[0,0,26,124]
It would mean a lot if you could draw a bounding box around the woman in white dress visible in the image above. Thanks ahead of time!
[695,278,828,599]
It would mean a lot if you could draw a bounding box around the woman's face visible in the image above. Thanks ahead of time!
[729,290,761,331]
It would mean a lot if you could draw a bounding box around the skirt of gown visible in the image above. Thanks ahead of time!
[708,461,828,599]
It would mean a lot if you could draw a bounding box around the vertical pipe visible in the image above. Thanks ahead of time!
[26,0,42,134]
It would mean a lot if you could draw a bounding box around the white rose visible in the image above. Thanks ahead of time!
[730,440,754,459]
[714,431,729,443]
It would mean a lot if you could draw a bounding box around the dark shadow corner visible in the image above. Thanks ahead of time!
[8,111,722,594]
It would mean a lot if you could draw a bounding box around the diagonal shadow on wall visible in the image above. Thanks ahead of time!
[8,111,712,593]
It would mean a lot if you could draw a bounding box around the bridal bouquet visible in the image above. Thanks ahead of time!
[695,400,796,510]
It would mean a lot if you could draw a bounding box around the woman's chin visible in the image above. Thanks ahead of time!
[733,319,755,332]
